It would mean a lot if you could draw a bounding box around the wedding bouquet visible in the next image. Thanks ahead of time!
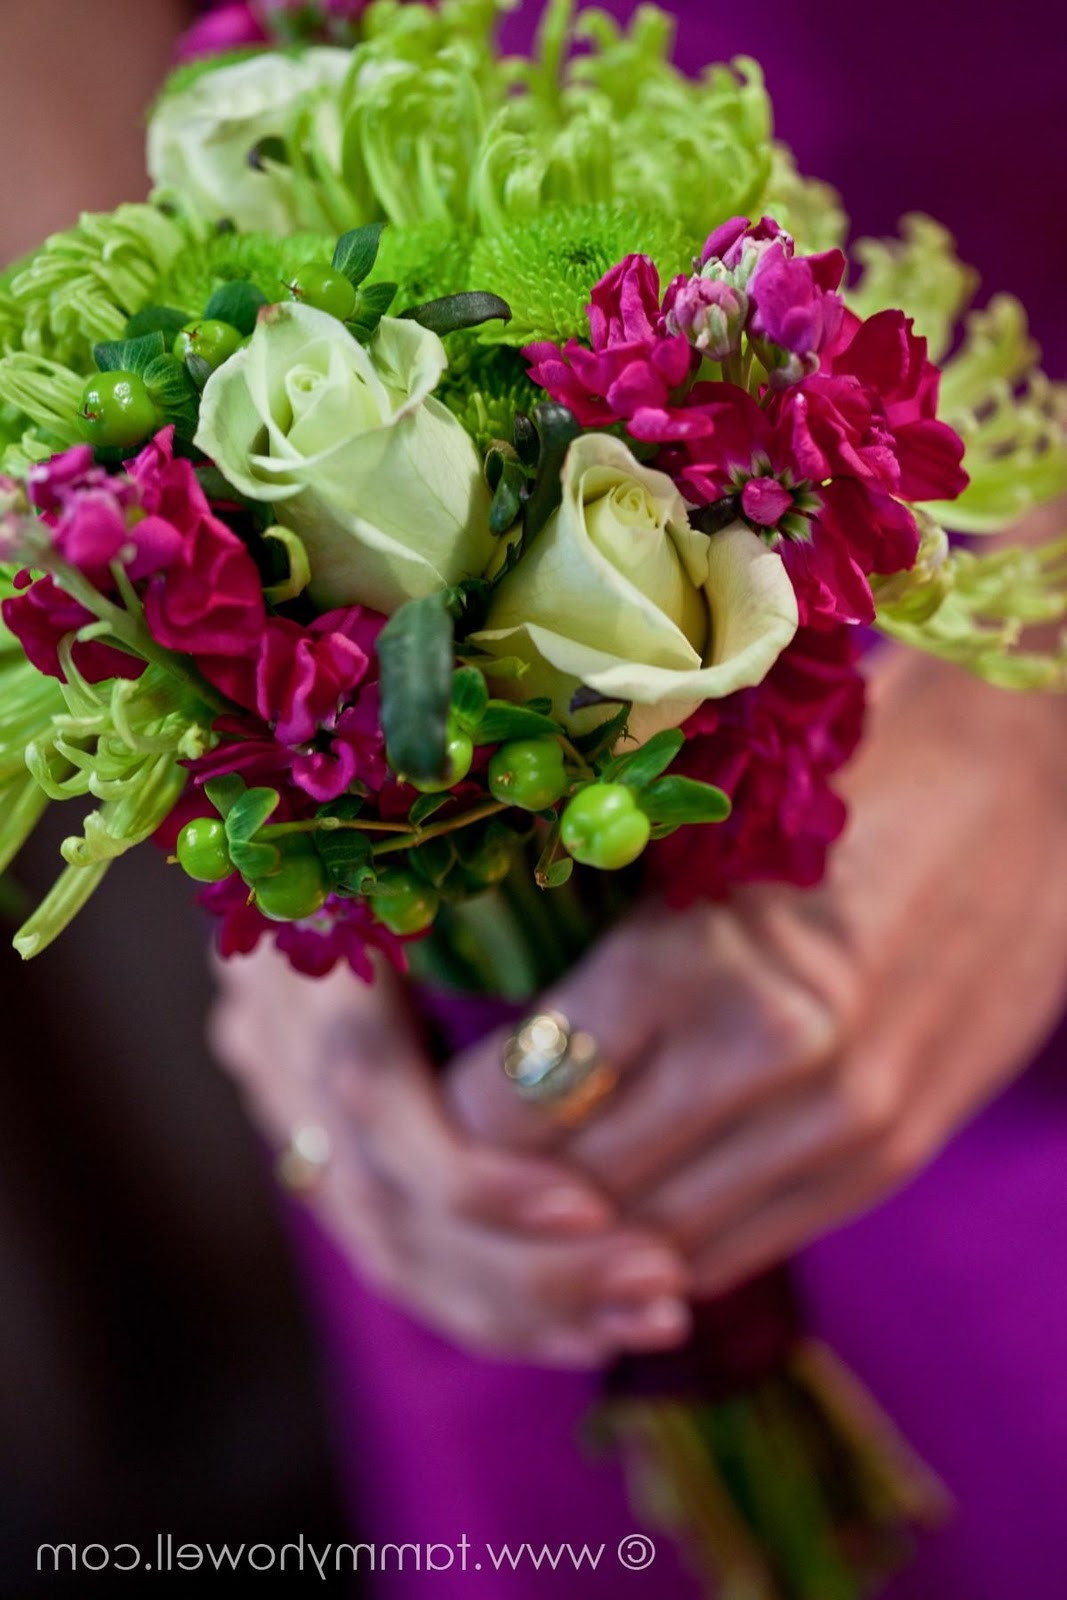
[2,1,1065,1594]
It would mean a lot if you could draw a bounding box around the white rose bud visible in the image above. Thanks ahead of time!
[147,50,350,233]
[195,303,494,615]
[471,434,798,742]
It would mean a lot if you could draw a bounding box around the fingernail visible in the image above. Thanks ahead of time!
[519,1189,612,1232]
[600,1250,685,1297]
[599,1297,692,1349]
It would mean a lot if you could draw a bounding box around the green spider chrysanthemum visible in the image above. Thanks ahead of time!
[436,342,543,452]
[371,222,480,310]
[468,203,691,347]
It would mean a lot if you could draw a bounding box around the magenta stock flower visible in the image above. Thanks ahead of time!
[194,607,388,803]
[196,874,406,980]
[525,255,693,427]
[662,275,749,361]
[176,0,367,60]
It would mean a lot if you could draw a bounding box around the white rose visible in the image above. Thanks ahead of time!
[471,434,798,740]
[147,50,350,234]
[195,302,494,615]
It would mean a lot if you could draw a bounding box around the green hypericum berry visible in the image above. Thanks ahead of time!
[286,264,358,321]
[175,817,233,883]
[410,729,475,794]
[488,737,568,812]
[459,830,513,892]
[254,840,329,923]
[560,783,651,871]
[173,319,244,370]
[372,870,439,935]
[80,370,160,449]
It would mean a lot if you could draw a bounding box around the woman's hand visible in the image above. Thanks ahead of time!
[209,943,693,1366]
[449,651,1067,1298]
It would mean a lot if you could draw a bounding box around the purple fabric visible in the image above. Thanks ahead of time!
[287,993,1067,1599]
[280,4,1067,1594]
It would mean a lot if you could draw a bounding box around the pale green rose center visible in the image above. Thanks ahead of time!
[583,477,707,657]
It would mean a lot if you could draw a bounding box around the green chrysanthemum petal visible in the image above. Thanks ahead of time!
[848,215,978,363]
[372,222,479,309]
[763,145,847,256]
[468,203,691,346]
[436,342,542,452]
[876,533,1067,690]
[154,226,335,315]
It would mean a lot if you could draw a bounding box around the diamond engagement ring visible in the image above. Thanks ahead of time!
[501,1010,618,1125]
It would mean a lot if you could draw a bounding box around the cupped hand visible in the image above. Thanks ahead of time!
[449,650,1067,1298]
[209,942,693,1366]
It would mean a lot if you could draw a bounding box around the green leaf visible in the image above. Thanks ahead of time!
[408,791,450,827]
[450,666,489,734]
[143,354,200,434]
[409,836,455,887]
[203,775,246,818]
[332,223,385,287]
[638,776,732,826]
[229,836,281,881]
[124,306,189,342]
[489,457,526,535]
[203,280,268,336]
[226,785,280,842]
[400,292,512,337]
[314,819,375,894]
[348,280,397,341]
[603,728,685,789]
[184,353,214,393]
[476,701,562,744]
[541,857,574,889]
[376,592,454,783]
[93,331,166,377]
[575,701,631,761]
[522,403,582,544]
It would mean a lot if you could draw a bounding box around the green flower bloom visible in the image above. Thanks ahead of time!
[876,534,1067,690]
[7,656,216,960]
[848,214,978,364]
[468,203,690,346]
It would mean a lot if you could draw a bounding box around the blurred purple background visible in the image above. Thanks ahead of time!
[0,2,1063,1596]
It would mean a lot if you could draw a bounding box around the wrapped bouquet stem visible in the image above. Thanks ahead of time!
[1,0,1064,1592]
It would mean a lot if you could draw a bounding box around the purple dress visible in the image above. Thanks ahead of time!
[284,3,1067,1594]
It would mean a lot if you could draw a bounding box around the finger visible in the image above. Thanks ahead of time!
[632,1083,860,1254]
[445,905,733,1151]
[689,1155,888,1298]
[564,975,837,1203]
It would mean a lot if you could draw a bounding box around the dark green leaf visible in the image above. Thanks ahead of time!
[225,786,280,842]
[476,701,562,744]
[522,403,582,544]
[513,412,539,467]
[603,728,685,789]
[525,697,553,715]
[93,332,166,376]
[124,305,189,341]
[637,775,732,826]
[691,497,741,536]
[347,280,397,341]
[314,827,375,894]
[184,353,214,393]
[203,280,268,335]
[400,292,512,337]
[450,666,488,733]
[204,775,246,818]
[409,836,456,887]
[408,791,450,827]
[489,457,526,535]
[575,701,631,761]
[247,135,288,170]
[376,592,454,783]
[332,223,385,287]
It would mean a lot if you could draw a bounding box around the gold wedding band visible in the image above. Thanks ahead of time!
[275,1121,332,1195]
[502,1010,618,1126]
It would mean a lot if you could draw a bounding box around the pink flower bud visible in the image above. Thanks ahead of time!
[665,276,749,360]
